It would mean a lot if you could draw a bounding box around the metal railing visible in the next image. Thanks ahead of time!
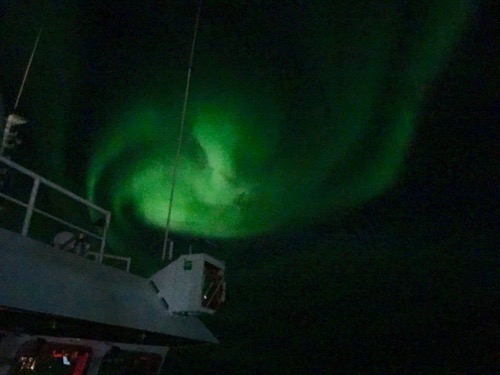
[0,156,110,264]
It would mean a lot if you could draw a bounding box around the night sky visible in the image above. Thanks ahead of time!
[0,0,498,373]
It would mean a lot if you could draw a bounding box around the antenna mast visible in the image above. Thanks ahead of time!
[1,29,41,158]
[14,28,42,111]
[161,0,203,261]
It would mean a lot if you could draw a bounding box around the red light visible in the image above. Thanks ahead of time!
[73,352,89,375]
[52,350,64,358]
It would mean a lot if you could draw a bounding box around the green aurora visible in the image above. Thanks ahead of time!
[87,1,473,239]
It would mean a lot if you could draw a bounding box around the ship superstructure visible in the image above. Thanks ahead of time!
[0,148,225,375]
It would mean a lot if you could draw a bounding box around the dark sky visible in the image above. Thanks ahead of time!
[0,0,498,373]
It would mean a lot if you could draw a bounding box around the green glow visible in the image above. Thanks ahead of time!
[87,1,472,239]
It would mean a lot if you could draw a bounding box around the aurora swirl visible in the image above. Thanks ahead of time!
[87,1,473,240]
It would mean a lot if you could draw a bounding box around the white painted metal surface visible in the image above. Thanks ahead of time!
[0,228,218,344]
[151,253,225,315]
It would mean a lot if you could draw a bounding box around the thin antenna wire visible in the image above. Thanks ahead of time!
[14,28,42,111]
[161,0,203,261]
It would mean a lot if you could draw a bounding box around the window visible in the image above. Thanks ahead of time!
[9,340,92,375]
[201,261,225,311]
[97,347,162,375]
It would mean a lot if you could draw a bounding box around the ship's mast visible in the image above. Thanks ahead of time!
[161,0,204,261]
[14,29,42,111]
[1,29,41,191]
[1,29,41,156]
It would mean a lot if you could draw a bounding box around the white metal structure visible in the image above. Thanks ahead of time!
[0,114,27,156]
[151,254,226,315]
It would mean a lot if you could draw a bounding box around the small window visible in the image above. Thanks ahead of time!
[201,261,225,311]
[97,347,162,375]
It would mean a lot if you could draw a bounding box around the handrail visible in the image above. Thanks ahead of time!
[0,156,109,215]
[0,156,111,264]
[0,191,102,240]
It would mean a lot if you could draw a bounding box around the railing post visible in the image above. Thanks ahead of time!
[126,258,131,273]
[21,177,40,236]
[98,212,111,264]
[161,239,174,262]
[168,240,174,261]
